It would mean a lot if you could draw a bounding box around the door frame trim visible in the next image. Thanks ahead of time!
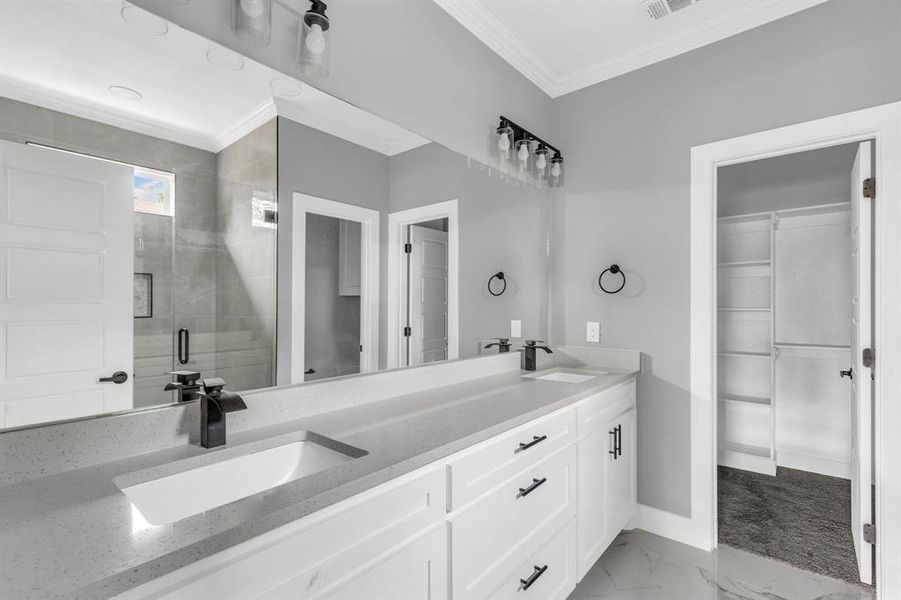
[284,193,380,383]
[386,200,459,369]
[689,101,901,596]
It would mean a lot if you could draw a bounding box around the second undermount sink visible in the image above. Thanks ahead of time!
[525,368,608,384]
[118,433,366,526]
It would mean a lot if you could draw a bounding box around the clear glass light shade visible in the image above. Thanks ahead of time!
[232,0,271,47]
[515,138,531,171]
[496,125,513,159]
[549,154,564,185]
[534,146,549,175]
[298,19,331,75]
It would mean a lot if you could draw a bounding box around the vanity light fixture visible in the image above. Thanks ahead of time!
[495,116,564,186]
[232,0,272,47]
[297,0,330,76]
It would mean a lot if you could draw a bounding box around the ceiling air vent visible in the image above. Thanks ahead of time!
[644,0,699,21]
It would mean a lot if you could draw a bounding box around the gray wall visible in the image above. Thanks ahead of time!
[389,143,549,355]
[131,0,552,168]
[718,143,857,217]
[304,214,361,380]
[551,0,901,516]
[276,117,391,380]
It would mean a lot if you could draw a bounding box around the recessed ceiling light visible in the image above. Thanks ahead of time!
[269,77,303,98]
[206,47,245,71]
[121,4,169,36]
[108,85,143,101]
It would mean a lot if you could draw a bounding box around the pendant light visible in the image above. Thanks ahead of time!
[232,0,272,47]
[550,152,564,183]
[515,136,531,172]
[496,119,513,162]
[534,144,549,176]
[298,0,331,76]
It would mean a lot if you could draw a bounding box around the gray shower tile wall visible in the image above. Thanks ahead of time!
[214,119,278,392]
[0,97,264,408]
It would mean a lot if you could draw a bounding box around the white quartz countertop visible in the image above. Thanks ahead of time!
[0,367,637,599]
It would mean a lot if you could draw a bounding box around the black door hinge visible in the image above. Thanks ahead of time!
[404,243,412,254]
[863,177,876,199]
[863,347,875,369]
[864,523,876,545]
[403,326,411,337]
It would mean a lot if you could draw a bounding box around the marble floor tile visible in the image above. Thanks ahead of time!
[568,530,875,600]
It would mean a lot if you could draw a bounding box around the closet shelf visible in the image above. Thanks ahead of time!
[719,394,771,406]
[718,307,771,313]
[718,351,771,358]
[773,342,851,351]
[717,260,771,268]
[720,441,771,459]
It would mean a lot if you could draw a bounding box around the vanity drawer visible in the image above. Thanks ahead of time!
[450,445,576,600]
[576,379,636,437]
[488,519,577,600]
[448,408,575,510]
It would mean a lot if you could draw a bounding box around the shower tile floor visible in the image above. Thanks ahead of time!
[568,529,874,600]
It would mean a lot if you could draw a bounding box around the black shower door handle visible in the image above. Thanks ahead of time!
[178,328,190,365]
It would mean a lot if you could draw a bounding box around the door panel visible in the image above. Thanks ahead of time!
[0,141,133,427]
[407,225,448,366]
[849,141,873,584]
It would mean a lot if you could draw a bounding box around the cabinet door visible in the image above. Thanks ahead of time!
[605,408,637,538]
[316,525,447,600]
[577,427,609,580]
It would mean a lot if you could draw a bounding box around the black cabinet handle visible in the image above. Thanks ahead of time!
[178,328,189,365]
[520,564,548,591]
[609,428,618,459]
[99,371,128,384]
[616,424,623,458]
[517,477,547,498]
[518,435,547,452]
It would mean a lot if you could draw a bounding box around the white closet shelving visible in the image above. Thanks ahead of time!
[717,203,852,478]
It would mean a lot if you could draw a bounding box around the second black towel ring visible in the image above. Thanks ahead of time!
[488,271,507,296]
[599,264,626,294]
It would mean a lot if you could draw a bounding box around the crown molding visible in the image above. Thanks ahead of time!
[212,99,279,152]
[0,76,220,152]
[434,0,830,98]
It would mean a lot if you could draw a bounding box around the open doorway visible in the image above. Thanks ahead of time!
[387,199,459,369]
[714,141,874,586]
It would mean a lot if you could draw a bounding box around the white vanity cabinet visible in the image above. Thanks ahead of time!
[575,380,638,580]
[118,377,638,600]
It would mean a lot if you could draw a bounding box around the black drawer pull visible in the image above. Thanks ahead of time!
[520,564,548,591]
[518,435,547,452]
[517,477,547,498]
[615,424,622,458]
[609,428,618,458]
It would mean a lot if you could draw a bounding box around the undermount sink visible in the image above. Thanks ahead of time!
[118,433,366,526]
[525,369,607,384]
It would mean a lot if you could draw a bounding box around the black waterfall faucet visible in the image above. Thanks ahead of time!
[522,340,553,371]
[197,378,247,449]
[484,337,512,353]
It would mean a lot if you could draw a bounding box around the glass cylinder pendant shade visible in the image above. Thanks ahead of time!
[550,153,564,185]
[515,138,531,171]
[496,123,513,161]
[232,0,272,47]
[298,0,330,76]
[534,145,549,177]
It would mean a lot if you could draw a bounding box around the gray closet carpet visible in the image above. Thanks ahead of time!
[718,465,868,586]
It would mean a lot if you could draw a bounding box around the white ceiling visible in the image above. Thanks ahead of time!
[0,1,428,155]
[435,0,831,98]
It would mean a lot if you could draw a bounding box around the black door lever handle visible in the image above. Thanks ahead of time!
[99,371,128,384]
[840,368,853,379]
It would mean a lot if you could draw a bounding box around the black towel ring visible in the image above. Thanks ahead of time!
[488,271,507,296]
[599,264,626,294]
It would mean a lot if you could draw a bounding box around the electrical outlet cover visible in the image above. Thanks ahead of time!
[511,320,522,338]
[587,321,600,343]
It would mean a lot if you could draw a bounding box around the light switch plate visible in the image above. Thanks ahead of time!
[587,321,600,343]
[511,319,522,338]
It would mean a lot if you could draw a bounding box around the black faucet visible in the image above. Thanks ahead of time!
[197,378,247,449]
[522,340,553,371]
[164,371,203,403]
[484,337,512,353]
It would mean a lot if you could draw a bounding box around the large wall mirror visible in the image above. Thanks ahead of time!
[0,1,549,430]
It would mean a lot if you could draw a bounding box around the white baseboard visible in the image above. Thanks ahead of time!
[627,504,713,551]
[718,450,777,476]
[776,450,850,480]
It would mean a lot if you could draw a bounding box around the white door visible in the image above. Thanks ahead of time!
[406,225,448,366]
[0,141,133,427]
[849,141,873,584]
